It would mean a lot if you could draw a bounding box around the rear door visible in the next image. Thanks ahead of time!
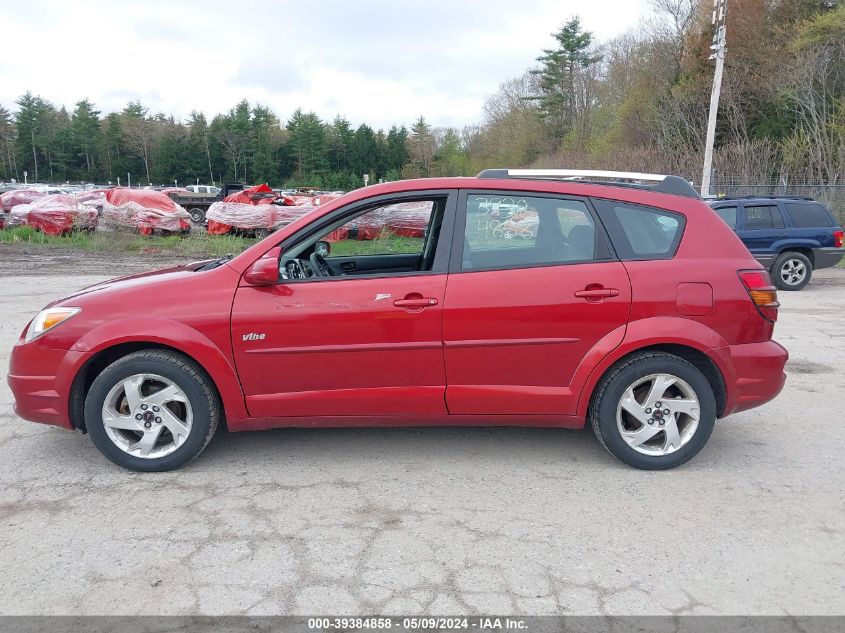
[739,203,786,256]
[782,201,836,246]
[442,191,631,416]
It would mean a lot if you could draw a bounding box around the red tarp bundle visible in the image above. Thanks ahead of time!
[73,189,107,205]
[102,188,191,235]
[1,189,46,212]
[223,184,274,204]
[8,194,98,235]
[331,201,432,241]
[206,184,284,234]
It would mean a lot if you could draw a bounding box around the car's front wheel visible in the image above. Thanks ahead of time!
[772,251,812,291]
[590,352,716,470]
[84,350,220,472]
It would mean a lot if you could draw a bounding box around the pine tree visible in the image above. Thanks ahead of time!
[529,16,601,143]
[70,99,101,177]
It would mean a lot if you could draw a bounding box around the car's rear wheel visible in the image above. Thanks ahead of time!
[590,352,716,470]
[84,350,220,471]
[772,251,812,291]
[189,208,206,224]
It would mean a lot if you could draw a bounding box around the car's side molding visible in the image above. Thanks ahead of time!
[573,317,730,419]
[68,317,249,424]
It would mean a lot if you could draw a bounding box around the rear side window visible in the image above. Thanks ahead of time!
[785,202,833,228]
[462,195,605,270]
[744,205,784,229]
[592,199,685,260]
[714,205,737,229]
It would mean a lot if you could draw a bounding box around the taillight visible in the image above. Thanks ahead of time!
[738,270,779,322]
[834,229,843,248]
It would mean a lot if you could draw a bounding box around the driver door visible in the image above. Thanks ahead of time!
[231,192,456,420]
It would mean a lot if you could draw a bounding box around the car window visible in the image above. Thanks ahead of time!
[592,199,684,260]
[714,205,737,229]
[320,201,435,256]
[785,202,833,228]
[462,195,600,270]
[744,205,783,230]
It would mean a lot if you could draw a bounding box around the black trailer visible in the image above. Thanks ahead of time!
[167,183,246,224]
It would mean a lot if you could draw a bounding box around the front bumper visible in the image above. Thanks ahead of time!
[812,246,844,270]
[710,340,788,417]
[7,340,87,430]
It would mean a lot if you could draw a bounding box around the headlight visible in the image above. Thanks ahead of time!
[25,307,81,343]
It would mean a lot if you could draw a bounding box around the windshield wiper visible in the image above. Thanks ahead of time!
[197,254,233,271]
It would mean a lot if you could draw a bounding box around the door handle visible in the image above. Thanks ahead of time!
[394,297,439,308]
[574,287,619,299]
[393,296,437,310]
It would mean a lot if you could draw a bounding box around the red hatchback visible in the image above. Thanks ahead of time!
[8,170,788,471]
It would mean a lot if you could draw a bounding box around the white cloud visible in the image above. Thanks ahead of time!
[0,0,653,128]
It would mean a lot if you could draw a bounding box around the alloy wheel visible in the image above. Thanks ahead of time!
[615,373,700,456]
[779,258,807,286]
[101,373,193,459]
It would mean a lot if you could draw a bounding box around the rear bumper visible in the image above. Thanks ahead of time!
[812,246,844,270]
[710,340,788,417]
[7,340,87,430]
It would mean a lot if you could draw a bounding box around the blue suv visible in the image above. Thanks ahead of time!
[707,196,844,290]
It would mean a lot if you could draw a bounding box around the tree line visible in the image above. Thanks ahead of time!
[0,0,842,193]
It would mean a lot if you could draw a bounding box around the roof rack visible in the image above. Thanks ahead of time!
[709,194,815,201]
[476,169,701,199]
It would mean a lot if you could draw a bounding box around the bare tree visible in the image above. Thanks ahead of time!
[784,37,845,184]
[648,0,703,80]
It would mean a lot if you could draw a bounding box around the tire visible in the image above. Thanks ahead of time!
[590,352,716,470]
[189,208,206,224]
[84,350,220,472]
[772,251,812,291]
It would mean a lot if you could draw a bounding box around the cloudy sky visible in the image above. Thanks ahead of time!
[0,0,653,129]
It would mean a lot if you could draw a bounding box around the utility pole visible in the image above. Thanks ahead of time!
[701,0,728,197]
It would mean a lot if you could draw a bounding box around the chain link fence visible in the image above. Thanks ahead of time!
[710,181,845,224]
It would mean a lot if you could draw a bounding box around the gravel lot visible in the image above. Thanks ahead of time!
[0,257,842,616]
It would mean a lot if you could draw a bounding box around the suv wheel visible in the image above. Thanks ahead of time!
[84,350,220,472]
[772,251,812,291]
[590,352,716,470]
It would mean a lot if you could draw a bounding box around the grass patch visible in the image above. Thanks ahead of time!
[0,226,254,258]
[329,234,424,256]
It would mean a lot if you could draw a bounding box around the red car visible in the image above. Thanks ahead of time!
[8,170,788,471]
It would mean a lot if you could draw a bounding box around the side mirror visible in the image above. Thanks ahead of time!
[244,247,281,285]
[315,240,330,257]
